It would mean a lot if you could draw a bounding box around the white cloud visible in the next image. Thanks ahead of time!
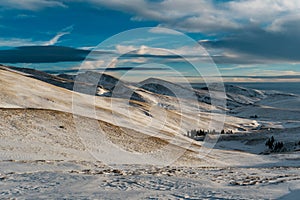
[84,0,300,33]
[1,0,299,33]
[115,45,137,54]
[0,0,66,10]
[89,0,236,32]
[116,44,207,57]
[0,38,38,47]
[116,44,177,56]
[1,0,299,64]
[149,27,182,35]
[79,60,105,69]
[74,58,118,70]
[251,69,300,76]
[1,0,300,33]
[43,32,69,46]
[221,65,261,71]
[228,0,300,20]
[43,25,73,46]
[0,25,73,47]
[116,44,168,55]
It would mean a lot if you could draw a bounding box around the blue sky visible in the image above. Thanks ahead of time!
[0,0,300,82]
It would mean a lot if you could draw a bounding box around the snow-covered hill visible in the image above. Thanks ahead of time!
[1,65,300,199]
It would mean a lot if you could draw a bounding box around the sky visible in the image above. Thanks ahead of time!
[0,0,300,82]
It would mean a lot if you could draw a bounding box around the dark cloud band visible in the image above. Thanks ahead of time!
[0,46,90,63]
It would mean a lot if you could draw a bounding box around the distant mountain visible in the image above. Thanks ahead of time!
[0,65,287,110]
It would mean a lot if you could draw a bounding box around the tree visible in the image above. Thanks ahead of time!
[273,141,283,152]
[271,136,275,144]
[265,136,275,149]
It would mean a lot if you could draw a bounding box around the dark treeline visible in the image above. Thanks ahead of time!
[187,129,234,139]
[265,136,284,152]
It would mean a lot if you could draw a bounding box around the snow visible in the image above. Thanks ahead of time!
[0,160,299,199]
[0,65,299,199]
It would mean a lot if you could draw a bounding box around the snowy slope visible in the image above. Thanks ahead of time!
[1,65,300,199]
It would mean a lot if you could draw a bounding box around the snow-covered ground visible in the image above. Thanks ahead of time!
[0,65,299,199]
[0,160,299,199]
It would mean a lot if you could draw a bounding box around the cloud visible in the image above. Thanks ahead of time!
[0,25,74,47]
[1,0,300,34]
[267,14,300,33]
[44,67,169,74]
[0,0,66,10]
[0,36,66,48]
[0,38,39,47]
[44,25,74,46]
[116,44,207,57]
[83,0,300,65]
[72,0,300,64]
[87,0,238,33]
[227,0,300,23]
[78,60,106,70]
[249,70,300,77]
[0,46,90,63]
[201,24,300,64]
[116,44,176,56]
[84,0,300,33]
[0,44,203,64]
[44,32,69,46]
[220,72,300,78]
[149,26,182,35]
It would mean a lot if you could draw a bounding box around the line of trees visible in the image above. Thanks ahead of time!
[265,136,284,152]
[186,129,234,139]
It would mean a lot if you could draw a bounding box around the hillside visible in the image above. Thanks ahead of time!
[1,65,300,199]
